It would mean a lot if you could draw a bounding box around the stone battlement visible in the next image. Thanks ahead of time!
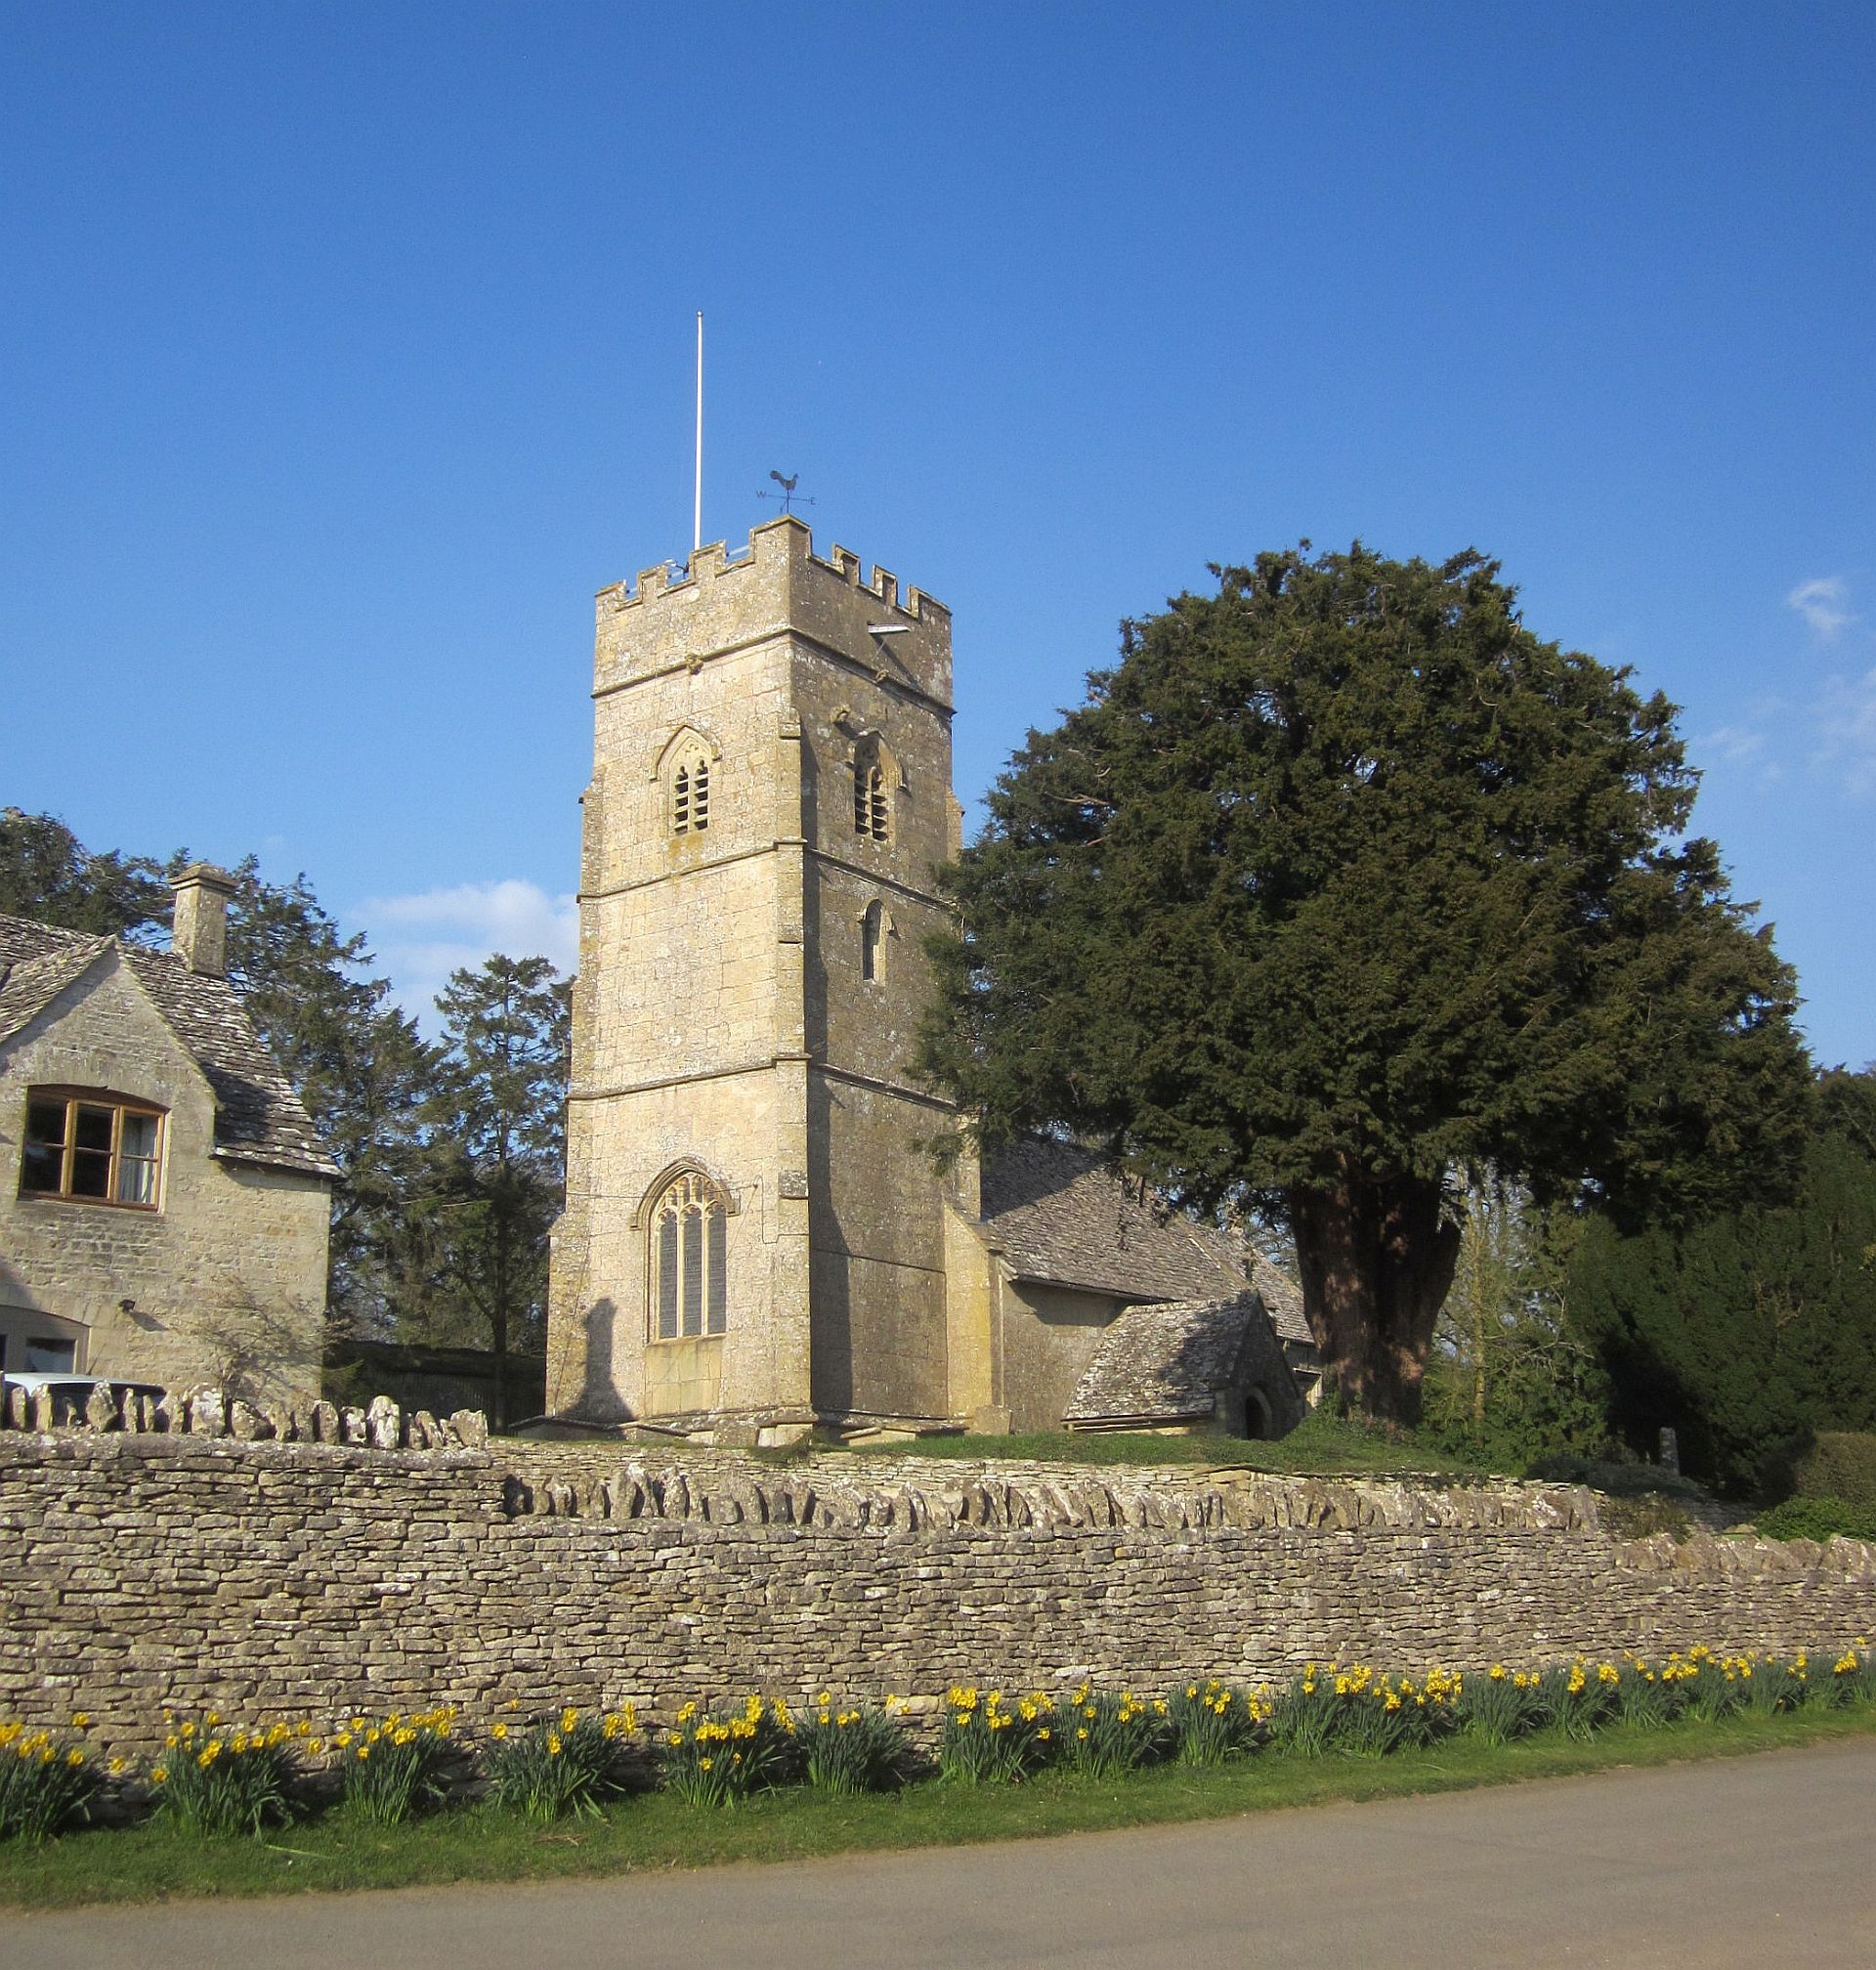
[596,514,949,629]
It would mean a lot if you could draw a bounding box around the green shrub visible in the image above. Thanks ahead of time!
[1057,1686,1168,1777]
[937,1688,1057,1784]
[332,1707,459,1824]
[796,1697,907,1796]
[1599,1495,1694,1541]
[0,1719,103,1842]
[659,1696,796,1808]
[153,1714,303,1835]
[1786,1434,1876,1509]
[1528,1453,1710,1502]
[1757,1496,1876,1544]
[486,1706,636,1820]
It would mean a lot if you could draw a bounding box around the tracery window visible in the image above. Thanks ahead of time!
[649,1169,728,1340]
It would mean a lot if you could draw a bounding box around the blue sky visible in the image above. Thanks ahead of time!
[3,2,1872,1066]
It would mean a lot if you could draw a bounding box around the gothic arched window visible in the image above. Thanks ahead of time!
[648,1168,728,1340]
[671,749,711,835]
[851,735,894,842]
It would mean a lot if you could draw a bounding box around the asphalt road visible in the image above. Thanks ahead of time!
[15,1737,1875,1970]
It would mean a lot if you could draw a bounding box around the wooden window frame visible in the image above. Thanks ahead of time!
[19,1089,165,1212]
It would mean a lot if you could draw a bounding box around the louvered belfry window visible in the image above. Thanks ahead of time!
[852,742,890,842]
[672,754,710,835]
[650,1170,728,1340]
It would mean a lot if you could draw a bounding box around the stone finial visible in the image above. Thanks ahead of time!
[169,863,238,978]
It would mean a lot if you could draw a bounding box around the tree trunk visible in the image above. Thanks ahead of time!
[1289,1161,1462,1428]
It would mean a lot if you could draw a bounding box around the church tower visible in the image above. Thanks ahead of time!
[544,518,972,1437]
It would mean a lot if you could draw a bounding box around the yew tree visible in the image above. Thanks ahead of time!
[918,545,1812,1425]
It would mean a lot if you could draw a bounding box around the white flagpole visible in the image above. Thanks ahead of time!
[693,312,704,555]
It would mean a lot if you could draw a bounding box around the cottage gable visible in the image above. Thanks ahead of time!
[0,894,334,1395]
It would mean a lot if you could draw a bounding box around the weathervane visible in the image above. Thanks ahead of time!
[757,470,814,517]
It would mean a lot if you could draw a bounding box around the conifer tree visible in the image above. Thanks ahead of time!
[919,544,1812,1424]
[427,955,571,1403]
[1567,1069,1876,1491]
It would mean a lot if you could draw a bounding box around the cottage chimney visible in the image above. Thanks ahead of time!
[169,863,237,978]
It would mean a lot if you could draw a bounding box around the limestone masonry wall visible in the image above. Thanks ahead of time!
[4,1430,1871,1756]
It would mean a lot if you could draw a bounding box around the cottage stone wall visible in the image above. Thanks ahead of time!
[3,1430,1871,1757]
[0,955,328,1397]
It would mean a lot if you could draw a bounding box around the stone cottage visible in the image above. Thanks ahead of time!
[543,519,1307,1440]
[0,866,336,1394]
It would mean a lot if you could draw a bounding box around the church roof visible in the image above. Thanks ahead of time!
[1063,1292,1270,1427]
[978,1136,1310,1343]
[0,914,338,1179]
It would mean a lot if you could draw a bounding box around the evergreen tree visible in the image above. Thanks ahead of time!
[1420,1173,1608,1468]
[427,955,570,1403]
[1567,1070,1876,1493]
[919,545,1812,1425]
[0,808,167,936]
[220,862,447,1337]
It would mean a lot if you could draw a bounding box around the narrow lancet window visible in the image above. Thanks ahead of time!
[862,899,888,982]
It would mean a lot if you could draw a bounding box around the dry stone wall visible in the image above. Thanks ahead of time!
[3,1429,1872,1758]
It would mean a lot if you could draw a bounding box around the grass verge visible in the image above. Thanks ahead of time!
[6,1704,1873,1910]
[832,1408,1492,1478]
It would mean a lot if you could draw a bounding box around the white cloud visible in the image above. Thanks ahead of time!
[353,878,578,1026]
[1691,707,1789,790]
[1787,576,1854,640]
[1696,724,1768,767]
[1816,668,1876,800]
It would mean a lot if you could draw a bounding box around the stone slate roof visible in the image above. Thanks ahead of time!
[1063,1293,1269,1426]
[979,1136,1311,1344]
[0,934,110,1049]
[0,914,338,1179]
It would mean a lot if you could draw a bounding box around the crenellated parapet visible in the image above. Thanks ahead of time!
[591,515,953,709]
[598,515,949,624]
